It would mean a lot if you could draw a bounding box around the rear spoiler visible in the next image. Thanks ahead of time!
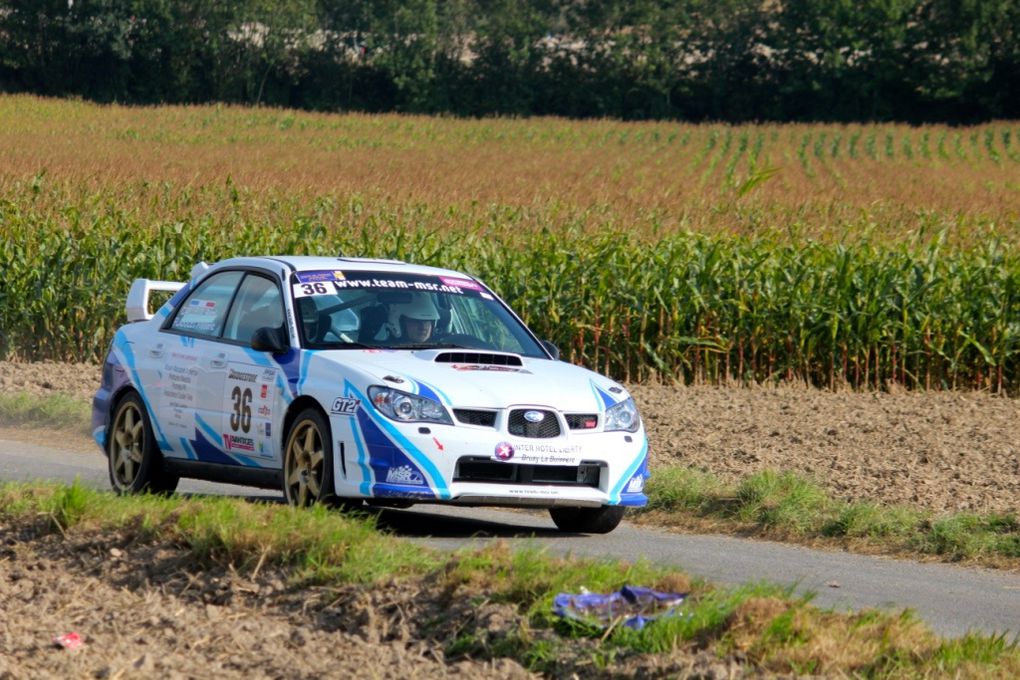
[125,262,209,323]
[126,279,185,322]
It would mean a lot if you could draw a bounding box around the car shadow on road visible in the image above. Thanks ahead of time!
[369,507,564,539]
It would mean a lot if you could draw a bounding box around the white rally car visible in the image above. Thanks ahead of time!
[92,256,648,533]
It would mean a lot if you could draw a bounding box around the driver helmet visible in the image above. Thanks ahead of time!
[387,294,440,338]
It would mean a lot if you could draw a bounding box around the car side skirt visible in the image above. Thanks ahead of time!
[162,459,281,491]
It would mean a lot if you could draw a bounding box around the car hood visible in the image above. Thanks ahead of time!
[315,348,631,412]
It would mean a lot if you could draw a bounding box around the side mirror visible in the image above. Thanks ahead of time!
[541,339,560,360]
[251,326,289,354]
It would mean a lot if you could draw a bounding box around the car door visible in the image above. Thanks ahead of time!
[216,272,287,467]
[157,269,245,461]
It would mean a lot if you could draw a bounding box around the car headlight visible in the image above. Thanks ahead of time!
[368,386,453,425]
[604,397,640,432]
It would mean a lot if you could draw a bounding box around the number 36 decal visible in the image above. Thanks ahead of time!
[292,281,335,297]
[231,386,252,432]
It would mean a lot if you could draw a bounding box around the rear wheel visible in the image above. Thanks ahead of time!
[107,391,179,495]
[283,408,339,507]
[549,505,626,534]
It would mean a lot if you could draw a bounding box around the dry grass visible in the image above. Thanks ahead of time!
[2,95,1019,245]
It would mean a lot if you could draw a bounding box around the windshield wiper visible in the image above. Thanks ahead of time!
[314,341,374,350]
[387,342,472,350]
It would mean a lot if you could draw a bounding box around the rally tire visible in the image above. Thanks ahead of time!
[282,407,339,507]
[107,391,179,495]
[549,505,626,534]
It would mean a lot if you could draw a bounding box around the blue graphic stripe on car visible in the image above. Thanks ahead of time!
[608,439,649,504]
[345,380,450,499]
[193,414,264,467]
[591,380,617,410]
[191,426,243,467]
[242,347,294,405]
[113,331,172,452]
[179,437,198,461]
[345,383,374,495]
[413,378,452,407]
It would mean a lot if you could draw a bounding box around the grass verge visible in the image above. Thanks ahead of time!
[0,391,91,431]
[638,468,1020,567]
[2,480,1019,677]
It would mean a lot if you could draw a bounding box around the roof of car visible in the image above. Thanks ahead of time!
[211,255,476,280]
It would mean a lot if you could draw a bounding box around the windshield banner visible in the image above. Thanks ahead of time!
[292,270,487,298]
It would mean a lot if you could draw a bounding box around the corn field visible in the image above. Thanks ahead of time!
[2,190,1020,391]
[2,97,1020,389]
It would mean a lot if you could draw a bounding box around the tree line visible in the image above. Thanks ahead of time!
[2,0,1018,123]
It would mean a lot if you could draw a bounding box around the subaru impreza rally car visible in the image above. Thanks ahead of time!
[92,256,648,533]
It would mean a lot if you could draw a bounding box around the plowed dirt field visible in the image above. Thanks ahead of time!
[2,361,1018,515]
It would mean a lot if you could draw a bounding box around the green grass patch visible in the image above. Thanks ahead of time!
[914,513,1020,561]
[822,501,923,540]
[642,466,1020,565]
[3,480,1018,677]
[735,470,830,534]
[638,465,723,513]
[0,480,436,584]
[0,391,91,430]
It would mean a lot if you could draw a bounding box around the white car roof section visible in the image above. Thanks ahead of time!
[202,257,291,278]
[211,256,475,281]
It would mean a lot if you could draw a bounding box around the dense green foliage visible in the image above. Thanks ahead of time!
[2,0,1019,122]
[3,184,1020,390]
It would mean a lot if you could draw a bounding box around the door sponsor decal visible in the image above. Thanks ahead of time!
[224,362,277,459]
[161,352,199,436]
[223,434,255,452]
[493,441,582,465]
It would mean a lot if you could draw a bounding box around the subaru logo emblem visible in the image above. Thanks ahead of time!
[524,410,545,423]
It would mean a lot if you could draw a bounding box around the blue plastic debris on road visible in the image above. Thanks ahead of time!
[553,585,687,630]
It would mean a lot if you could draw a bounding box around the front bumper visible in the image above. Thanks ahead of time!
[337,407,650,508]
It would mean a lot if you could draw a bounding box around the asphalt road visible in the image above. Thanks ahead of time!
[2,437,1018,639]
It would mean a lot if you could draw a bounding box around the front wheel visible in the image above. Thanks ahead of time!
[283,408,338,507]
[549,506,626,534]
[107,391,179,495]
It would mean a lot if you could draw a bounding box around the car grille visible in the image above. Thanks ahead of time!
[454,409,498,427]
[507,409,561,438]
[565,413,599,430]
[454,457,601,488]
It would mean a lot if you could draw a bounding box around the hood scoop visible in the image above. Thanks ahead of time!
[434,351,523,367]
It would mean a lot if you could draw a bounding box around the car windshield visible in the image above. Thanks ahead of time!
[291,269,547,357]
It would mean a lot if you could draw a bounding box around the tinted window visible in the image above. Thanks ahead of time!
[169,271,243,338]
[223,274,285,343]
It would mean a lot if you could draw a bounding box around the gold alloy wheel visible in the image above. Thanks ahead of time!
[285,420,325,506]
[111,400,145,489]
